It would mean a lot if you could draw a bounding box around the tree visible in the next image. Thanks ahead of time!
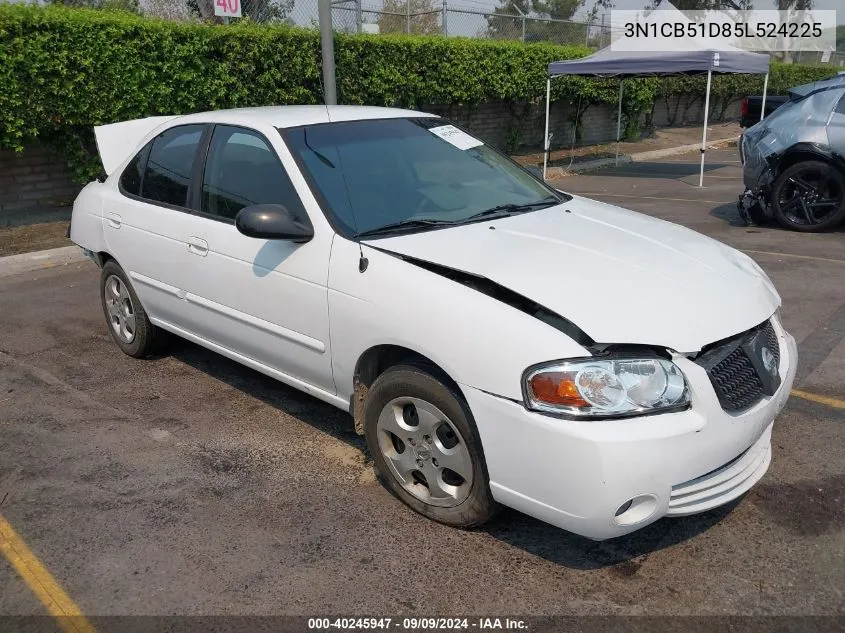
[646,0,753,10]
[377,0,441,35]
[487,0,531,41]
[486,0,586,44]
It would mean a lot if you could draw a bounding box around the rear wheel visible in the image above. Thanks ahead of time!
[364,364,497,528]
[771,161,845,232]
[100,260,161,358]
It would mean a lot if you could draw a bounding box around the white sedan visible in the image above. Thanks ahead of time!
[70,105,797,539]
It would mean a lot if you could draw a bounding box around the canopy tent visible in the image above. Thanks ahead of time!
[543,2,771,186]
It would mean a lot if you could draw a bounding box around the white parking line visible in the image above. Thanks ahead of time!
[568,192,728,204]
[661,159,743,164]
[598,171,742,180]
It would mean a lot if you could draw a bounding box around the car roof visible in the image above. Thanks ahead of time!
[170,105,438,129]
[789,74,845,99]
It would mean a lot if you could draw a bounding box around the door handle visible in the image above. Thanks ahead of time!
[106,212,122,229]
[186,236,209,257]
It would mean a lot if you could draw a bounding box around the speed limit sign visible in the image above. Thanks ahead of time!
[214,0,242,18]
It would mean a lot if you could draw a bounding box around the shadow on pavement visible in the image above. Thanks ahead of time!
[710,202,750,227]
[709,202,845,233]
[167,337,742,570]
[165,337,365,452]
[482,500,741,570]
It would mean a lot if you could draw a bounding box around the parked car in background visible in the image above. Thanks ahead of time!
[71,106,796,540]
[739,74,845,232]
[739,74,840,127]
[740,95,789,128]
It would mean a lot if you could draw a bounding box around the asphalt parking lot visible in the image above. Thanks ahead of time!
[1,148,843,625]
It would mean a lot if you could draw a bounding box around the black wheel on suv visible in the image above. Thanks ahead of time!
[771,160,845,232]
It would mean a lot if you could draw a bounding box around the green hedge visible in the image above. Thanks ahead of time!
[0,4,837,181]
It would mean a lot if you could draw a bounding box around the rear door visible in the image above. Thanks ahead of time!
[174,124,335,394]
[102,124,209,328]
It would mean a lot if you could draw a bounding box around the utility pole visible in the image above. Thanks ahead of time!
[441,0,447,36]
[406,0,411,34]
[356,0,362,33]
[318,0,337,105]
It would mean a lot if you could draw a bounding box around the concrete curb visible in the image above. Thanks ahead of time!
[545,135,739,179]
[0,245,89,278]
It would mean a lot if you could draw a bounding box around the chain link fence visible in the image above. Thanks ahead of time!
[138,0,843,64]
[140,0,619,48]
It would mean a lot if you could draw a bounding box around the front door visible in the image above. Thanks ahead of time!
[175,124,334,395]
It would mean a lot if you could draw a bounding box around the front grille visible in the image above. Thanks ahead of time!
[696,320,780,412]
[765,321,780,366]
[709,347,765,411]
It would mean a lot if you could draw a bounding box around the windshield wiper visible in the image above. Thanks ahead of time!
[459,195,562,224]
[356,218,456,238]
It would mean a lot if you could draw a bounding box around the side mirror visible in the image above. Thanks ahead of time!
[235,204,314,243]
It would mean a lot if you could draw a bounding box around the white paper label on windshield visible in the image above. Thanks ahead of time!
[429,125,484,150]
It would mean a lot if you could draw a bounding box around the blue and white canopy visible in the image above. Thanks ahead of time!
[542,2,771,185]
[548,3,770,77]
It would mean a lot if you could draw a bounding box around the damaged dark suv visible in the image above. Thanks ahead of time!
[738,75,845,232]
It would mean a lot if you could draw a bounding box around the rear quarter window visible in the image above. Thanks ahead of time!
[119,145,150,196]
[141,125,205,207]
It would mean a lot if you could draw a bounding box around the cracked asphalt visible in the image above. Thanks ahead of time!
[0,149,843,621]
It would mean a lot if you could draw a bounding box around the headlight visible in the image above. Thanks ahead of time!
[524,357,689,419]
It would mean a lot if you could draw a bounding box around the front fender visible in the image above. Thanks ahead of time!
[327,237,589,405]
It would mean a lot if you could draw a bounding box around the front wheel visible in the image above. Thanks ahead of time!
[363,364,498,528]
[771,161,845,232]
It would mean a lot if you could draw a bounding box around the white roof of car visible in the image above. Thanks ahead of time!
[94,105,438,175]
[173,105,436,129]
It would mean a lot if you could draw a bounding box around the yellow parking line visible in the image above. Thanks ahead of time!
[791,389,845,410]
[742,250,845,265]
[0,513,97,633]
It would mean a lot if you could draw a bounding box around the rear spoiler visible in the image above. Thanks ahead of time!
[94,115,179,176]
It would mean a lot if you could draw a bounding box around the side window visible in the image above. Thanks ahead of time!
[201,125,305,221]
[141,125,204,207]
[119,144,149,196]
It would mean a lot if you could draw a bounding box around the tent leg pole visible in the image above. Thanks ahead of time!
[699,69,712,188]
[615,79,623,166]
[760,73,769,123]
[543,78,551,180]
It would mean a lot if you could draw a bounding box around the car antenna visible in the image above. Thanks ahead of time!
[358,242,369,273]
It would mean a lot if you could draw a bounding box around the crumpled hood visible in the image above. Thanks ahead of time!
[364,196,780,352]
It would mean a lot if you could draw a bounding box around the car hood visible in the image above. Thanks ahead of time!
[363,197,780,353]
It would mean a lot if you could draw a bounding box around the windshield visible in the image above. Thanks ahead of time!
[282,118,567,237]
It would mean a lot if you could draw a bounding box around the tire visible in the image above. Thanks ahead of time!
[100,260,161,358]
[771,160,845,232]
[363,364,498,528]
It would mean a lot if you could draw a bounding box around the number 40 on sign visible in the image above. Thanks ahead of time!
[215,0,241,18]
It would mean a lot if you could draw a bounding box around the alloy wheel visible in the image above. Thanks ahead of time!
[375,396,474,508]
[104,274,136,344]
[776,165,844,227]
